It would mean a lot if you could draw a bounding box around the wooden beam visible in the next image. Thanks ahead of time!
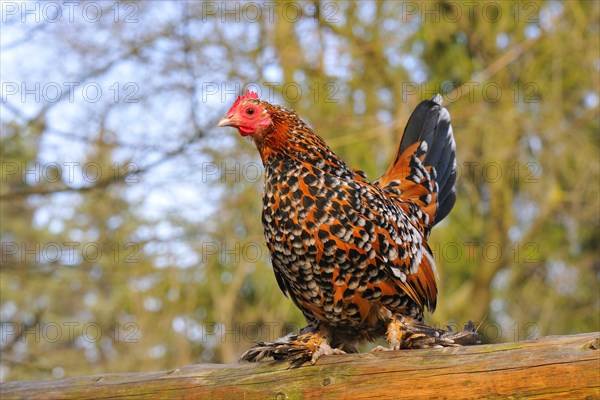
[2,332,599,399]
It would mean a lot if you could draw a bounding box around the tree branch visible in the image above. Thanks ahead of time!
[1,332,598,399]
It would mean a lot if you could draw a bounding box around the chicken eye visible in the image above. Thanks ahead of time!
[246,108,255,115]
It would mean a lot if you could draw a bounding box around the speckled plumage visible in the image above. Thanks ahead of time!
[219,92,462,362]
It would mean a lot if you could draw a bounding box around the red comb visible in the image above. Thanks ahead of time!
[230,90,259,111]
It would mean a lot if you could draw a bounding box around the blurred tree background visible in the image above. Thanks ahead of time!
[1,0,598,382]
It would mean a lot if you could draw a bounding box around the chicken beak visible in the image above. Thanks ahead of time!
[218,117,233,128]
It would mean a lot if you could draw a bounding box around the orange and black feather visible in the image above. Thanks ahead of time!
[251,94,456,341]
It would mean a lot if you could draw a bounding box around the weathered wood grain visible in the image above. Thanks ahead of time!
[2,332,599,399]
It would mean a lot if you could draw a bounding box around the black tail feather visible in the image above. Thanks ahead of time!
[400,94,457,225]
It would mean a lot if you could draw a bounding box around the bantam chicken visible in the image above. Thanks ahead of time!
[218,91,478,365]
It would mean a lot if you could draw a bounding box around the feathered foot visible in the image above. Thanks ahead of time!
[372,317,482,352]
[240,327,346,367]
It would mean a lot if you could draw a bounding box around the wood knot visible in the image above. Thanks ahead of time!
[581,337,600,351]
[323,377,333,386]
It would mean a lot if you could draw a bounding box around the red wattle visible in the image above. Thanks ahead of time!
[238,126,254,136]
